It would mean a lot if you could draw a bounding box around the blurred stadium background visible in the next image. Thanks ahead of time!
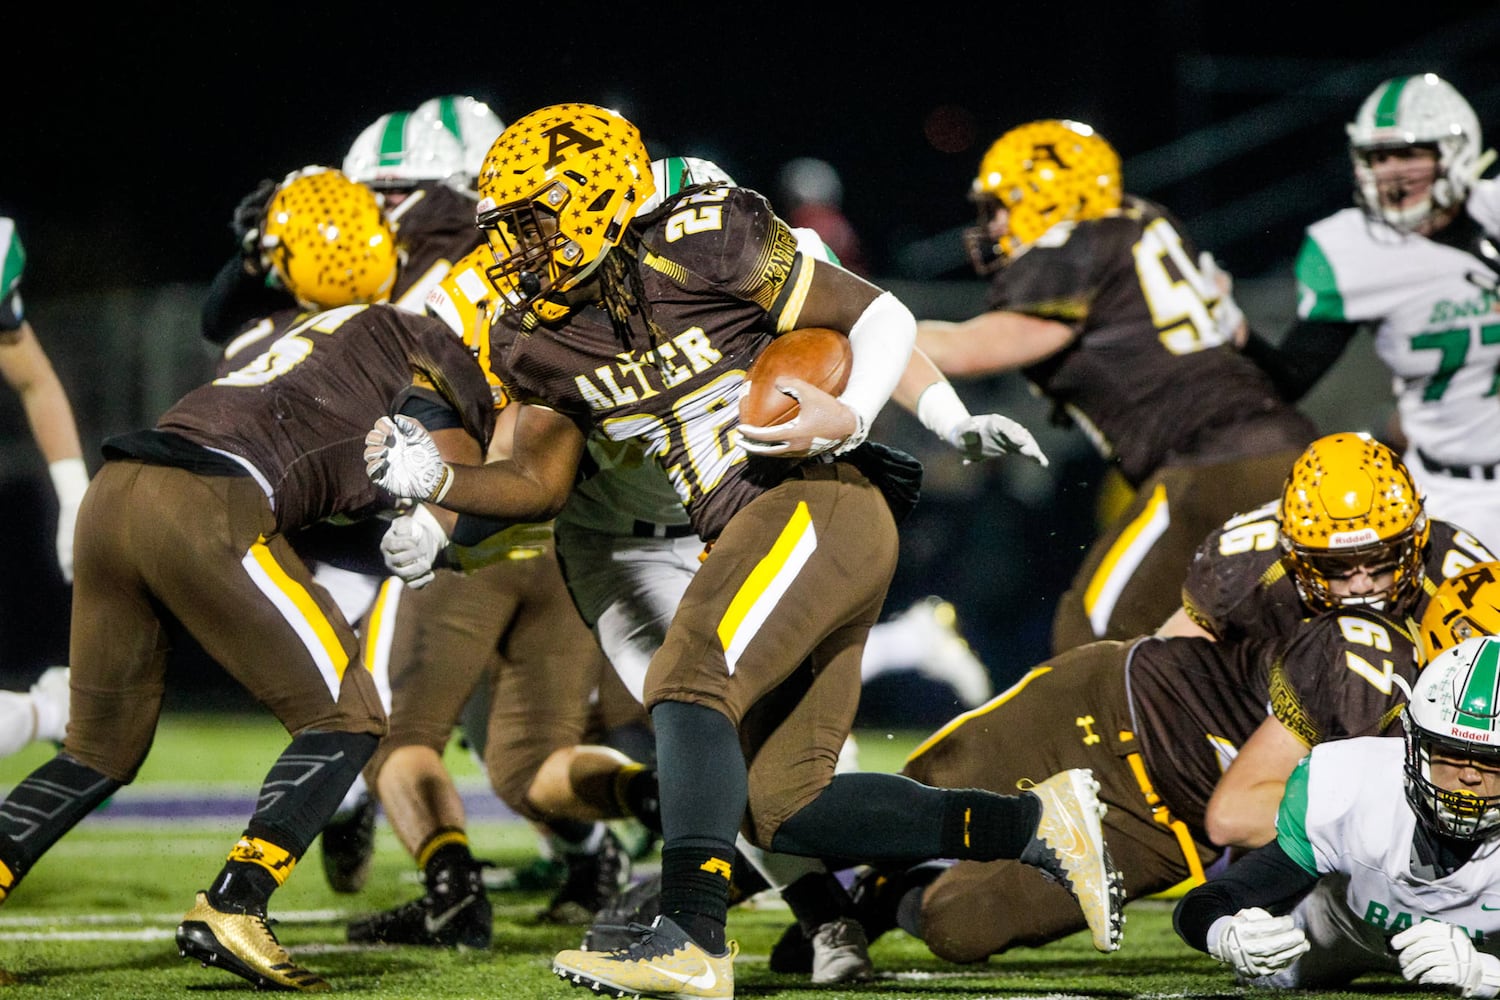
[2,5,1497,723]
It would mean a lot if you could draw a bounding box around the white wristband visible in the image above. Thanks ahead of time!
[914,380,972,440]
[48,458,89,508]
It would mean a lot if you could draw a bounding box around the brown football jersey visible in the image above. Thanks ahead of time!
[1181,499,1497,643]
[492,185,808,540]
[145,303,493,533]
[1127,606,1418,836]
[990,195,1315,487]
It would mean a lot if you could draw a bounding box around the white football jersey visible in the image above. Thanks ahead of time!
[1296,180,1500,467]
[1264,736,1500,986]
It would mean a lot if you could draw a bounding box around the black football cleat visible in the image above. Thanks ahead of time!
[347,861,491,948]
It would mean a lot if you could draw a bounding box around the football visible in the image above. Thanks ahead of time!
[738,327,853,427]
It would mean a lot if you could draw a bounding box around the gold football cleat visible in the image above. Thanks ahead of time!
[555,914,735,999]
[1020,767,1126,952]
[176,891,330,992]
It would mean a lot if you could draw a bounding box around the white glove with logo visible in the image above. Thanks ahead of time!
[49,458,89,583]
[365,415,452,503]
[1393,920,1500,997]
[915,380,1047,467]
[1208,907,1310,977]
[947,413,1049,467]
[379,505,448,589]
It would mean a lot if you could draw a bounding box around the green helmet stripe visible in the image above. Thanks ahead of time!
[1374,77,1410,129]
[1456,639,1500,727]
[435,97,463,140]
[0,219,23,298]
[663,156,687,196]
[379,112,411,166]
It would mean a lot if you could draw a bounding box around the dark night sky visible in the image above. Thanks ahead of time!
[11,3,1500,295]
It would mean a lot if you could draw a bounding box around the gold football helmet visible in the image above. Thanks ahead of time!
[1420,560,1500,662]
[259,167,398,309]
[1279,432,1429,614]
[967,119,1122,269]
[474,103,654,322]
[424,246,507,410]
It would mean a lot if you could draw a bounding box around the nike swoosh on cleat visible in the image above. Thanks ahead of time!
[423,896,476,934]
[649,960,718,990]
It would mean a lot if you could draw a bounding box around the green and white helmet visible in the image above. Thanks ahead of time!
[414,95,505,182]
[342,110,465,190]
[1346,73,1485,231]
[1404,634,1500,840]
[639,156,735,214]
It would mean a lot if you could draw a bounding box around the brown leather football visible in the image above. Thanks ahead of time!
[738,327,853,427]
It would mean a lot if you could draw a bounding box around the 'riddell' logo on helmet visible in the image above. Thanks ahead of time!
[1330,528,1380,547]
[1453,725,1494,743]
[543,123,605,170]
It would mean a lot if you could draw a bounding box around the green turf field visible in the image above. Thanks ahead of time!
[0,715,1401,998]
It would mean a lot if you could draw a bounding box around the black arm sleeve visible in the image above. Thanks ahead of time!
[201,255,295,345]
[1241,318,1360,404]
[1173,840,1321,952]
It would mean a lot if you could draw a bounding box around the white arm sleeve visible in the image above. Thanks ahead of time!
[837,291,915,434]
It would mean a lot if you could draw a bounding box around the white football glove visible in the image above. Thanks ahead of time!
[947,413,1049,467]
[1393,920,1500,997]
[1198,251,1247,348]
[379,504,448,589]
[49,458,88,584]
[1208,907,1309,977]
[737,378,861,458]
[364,415,452,503]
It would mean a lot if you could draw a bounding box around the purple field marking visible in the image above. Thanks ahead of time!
[79,790,522,823]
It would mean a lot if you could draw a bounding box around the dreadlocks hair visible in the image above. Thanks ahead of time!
[599,238,673,362]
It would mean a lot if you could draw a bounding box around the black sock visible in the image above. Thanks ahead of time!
[781,871,850,933]
[940,788,1040,861]
[772,772,1042,863]
[660,845,732,953]
[209,862,279,915]
[424,840,476,881]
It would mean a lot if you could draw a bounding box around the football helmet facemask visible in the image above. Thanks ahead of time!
[414,95,506,183]
[966,119,1122,271]
[1404,635,1500,841]
[342,110,466,190]
[1278,432,1429,615]
[1421,560,1500,662]
[475,103,654,323]
[424,246,507,410]
[259,167,398,309]
[1347,73,1486,232]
